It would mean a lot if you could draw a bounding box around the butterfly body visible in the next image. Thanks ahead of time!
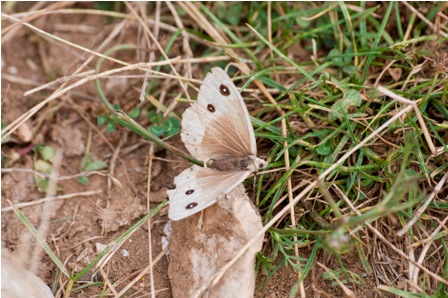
[210,155,264,172]
[168,67,265,221]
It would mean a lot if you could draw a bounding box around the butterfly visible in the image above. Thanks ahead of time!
[167,67,266,221]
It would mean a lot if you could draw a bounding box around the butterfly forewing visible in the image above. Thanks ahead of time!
[167,165,252,220]
[181,67,257,161]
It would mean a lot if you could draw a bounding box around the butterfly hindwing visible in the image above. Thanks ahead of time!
[167,165,251,220]
[181,67,257,161]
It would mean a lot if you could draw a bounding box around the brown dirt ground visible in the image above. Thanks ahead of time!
[1,2,446,298]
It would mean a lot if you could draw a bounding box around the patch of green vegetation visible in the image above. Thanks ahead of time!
[33,144,62,193]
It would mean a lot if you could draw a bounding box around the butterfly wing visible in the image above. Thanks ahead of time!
[167,165,252,221]
[181,67,257,161]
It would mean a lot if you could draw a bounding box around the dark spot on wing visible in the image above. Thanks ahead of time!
[207,104,215,112]
[186,202,198,209]
[220,84,230,96]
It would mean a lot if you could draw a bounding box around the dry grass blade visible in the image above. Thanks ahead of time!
[376,85,436,154]
[317,262,356,298]
[1,2,73,41]
[2,59,181,141]
[124,2,190,101]
[397,171,448,236]
[116,246,169,297]
[1,190,102,212]
[402,1,448,38]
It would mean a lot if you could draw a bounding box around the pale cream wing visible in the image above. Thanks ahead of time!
[181,67,257,161]
[167,165,251,221]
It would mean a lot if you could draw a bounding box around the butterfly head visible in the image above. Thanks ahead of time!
[253,157,267,171]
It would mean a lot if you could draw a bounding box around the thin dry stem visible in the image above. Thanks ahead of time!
[402,1,448,38]
[317,262,356,298]
[95,221,141,270]
[412,215,448,284]
[1,2,73,42]
[124,2,191,101]
[376,85,436,154]
[1,190,102,212]
[117,246,169,297]
[397,171,448,236]
[166,1,193,78]
[100,267,119,297]
[2,59,183,141]
[1,13,135,69]
[147,144,157,298]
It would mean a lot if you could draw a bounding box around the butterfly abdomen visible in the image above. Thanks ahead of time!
[210,156,260,172]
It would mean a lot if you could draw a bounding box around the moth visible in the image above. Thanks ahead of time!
[167,67,266,220]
